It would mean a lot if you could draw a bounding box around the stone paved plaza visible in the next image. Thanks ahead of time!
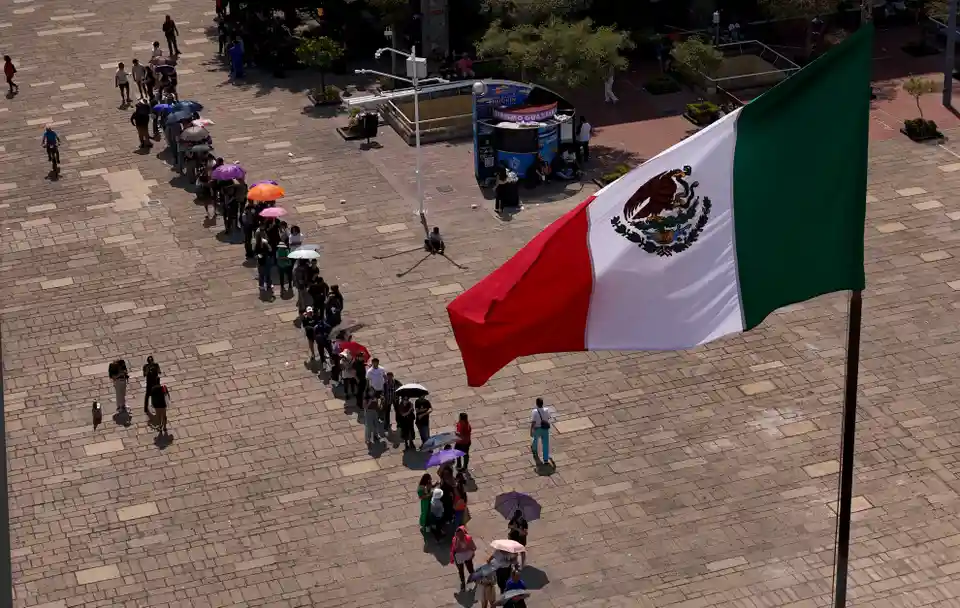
[4,1,960,607]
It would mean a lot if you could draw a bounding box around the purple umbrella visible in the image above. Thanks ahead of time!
[426,449,464,469]
[495,491,541,521]
[211,164,245,181]
[251,180,278,187]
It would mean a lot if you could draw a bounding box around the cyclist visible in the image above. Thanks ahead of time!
[41,126,60,167]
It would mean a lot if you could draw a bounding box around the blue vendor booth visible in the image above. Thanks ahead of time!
[472,80,576,187]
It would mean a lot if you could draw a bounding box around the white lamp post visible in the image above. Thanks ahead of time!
[357,46,438,234]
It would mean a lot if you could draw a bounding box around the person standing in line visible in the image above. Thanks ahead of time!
[162,15,180,56]
[108,359,129,414]
[353,354,368,406]
[450,526,477,591]
[381,371,397,432]
[363,392,382,444]
[132,58,147,99]
[301,306,318,360]
[455,412,472,472]
[577,116,592,163]
[507,509,528,547]
[604,69,619,104]
[415,394,432,447]
[530,397,553,464]
[3,56,19,94]
[366,358,387,399]
[397,396,415,449]
[142,356,161,414]
[276,242,293,292]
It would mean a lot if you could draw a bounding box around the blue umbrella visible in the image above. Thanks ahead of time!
[152,103,173,113]
[419,431,460,452]
[425,449,464,469]
[165,111,194,126]
[171,100,203,112]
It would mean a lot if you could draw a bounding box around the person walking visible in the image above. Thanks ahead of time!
[149,382,170,436]
[108,359,129,414]
[132,59,147,99]
[450,526,477,591]
[142,356,161,414]
[415,394,432,447]
[604,69,619,104]
[530,397,553,464]
[115,62,132,104]
[3,56,18,95]
[131,103,152,148]
[455,412,472,472]
[577,116,592,163]
[162,15,180,56]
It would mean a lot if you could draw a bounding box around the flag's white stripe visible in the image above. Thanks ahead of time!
[584,109,746,350]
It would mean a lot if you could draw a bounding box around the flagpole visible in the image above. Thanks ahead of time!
[832,289,863,608]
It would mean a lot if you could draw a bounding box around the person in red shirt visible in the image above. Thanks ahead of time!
[3,56,19,95]
[455,412,472,472]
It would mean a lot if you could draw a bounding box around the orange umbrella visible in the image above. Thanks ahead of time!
[247,183,286,202]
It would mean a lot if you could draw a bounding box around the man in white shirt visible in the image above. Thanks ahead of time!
[366,357,387,397]
[530,397,553,465]
[577,116,592,163]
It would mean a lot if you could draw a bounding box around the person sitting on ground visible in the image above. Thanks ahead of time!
[425,226,445,254]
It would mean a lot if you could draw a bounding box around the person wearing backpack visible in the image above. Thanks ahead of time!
[142,356,161,414]
[108,359,129,414]
[530,397,553,464]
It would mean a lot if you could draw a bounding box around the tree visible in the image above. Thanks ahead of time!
[482,0,591,25]
[296,36,344,91]
[903,76,937,119]
[671,36,723,80]
[476,17,631,89]
[757,0,839,19]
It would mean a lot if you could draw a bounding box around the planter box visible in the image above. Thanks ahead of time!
[900,127,944,142]
[683,112,716,127]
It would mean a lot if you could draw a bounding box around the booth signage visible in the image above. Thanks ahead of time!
[493,103,558,123]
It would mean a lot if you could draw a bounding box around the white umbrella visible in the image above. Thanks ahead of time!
[289,249,321,260]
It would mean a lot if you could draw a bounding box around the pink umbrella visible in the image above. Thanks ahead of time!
[259,206,287,218]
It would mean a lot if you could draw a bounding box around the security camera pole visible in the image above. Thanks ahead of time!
[356,46,432,235]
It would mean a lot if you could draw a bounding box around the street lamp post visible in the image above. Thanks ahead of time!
[356,46,435,234]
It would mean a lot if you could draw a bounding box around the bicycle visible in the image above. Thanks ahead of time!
[45,144,60,175]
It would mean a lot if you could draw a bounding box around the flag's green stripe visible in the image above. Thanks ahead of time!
[733,25,872,330]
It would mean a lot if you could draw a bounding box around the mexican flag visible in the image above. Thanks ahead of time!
[448,26,872,387]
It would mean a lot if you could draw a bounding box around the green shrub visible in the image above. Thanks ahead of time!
[903,118,940,140]
[685,101,720,125]
[601,164,631,185]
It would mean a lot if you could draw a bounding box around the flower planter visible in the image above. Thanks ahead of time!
[901,118,943,143]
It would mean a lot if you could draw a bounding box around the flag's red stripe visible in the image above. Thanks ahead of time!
[447,196,595,387]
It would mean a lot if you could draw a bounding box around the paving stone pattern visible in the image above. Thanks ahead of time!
[3,1,960,607]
